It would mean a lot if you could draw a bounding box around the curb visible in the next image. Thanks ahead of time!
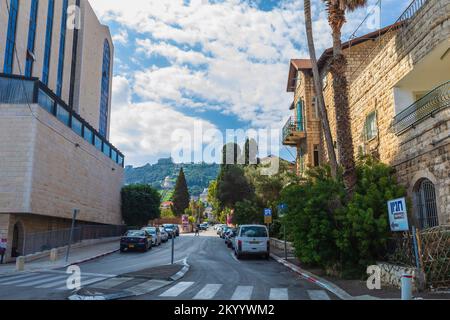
[270,253,354,300]
[63,249,120,268]
[69,259,191,301]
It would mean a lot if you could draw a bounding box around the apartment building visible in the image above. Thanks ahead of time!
[0,0,124,261]
[283,0,449,229]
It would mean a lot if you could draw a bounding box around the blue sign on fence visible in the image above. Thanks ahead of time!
[387,198,409,232]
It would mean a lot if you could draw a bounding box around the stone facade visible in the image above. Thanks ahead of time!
[0,0,123,261]
[287,0,449,227]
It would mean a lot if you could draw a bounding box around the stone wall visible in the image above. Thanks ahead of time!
[0,104,124,226]
[318,0,450,225]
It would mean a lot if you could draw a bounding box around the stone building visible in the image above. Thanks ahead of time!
[0,0,124,261]
[283,0,449,228]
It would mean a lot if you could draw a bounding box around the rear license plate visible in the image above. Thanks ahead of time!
[128,244,134,248]
[249,241,260,244]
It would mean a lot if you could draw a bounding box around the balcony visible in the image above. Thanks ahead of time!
[392,81,450,135]
[0,73,125,167]
[282,116,306,146]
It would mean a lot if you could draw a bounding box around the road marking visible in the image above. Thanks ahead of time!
[17,275,66,287]
[55,276,108,291]
[159,281,195,297]
[127,279,172,295]
[269,288,288,300]
[230,251,240,263]
[307,290,331,300]
[0,274,51,286]
[193,284,222,300]
[91,277,134,290]
[231,286,253,300]
[0,273,36,283]
[36,278,70,289]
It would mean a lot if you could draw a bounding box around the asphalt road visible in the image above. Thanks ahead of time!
[0,229,338,300]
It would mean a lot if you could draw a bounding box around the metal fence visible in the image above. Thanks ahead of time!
[22,225,127,256]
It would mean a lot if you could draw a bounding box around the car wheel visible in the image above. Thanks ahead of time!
[235,251,241,260]
[265,253,270,260]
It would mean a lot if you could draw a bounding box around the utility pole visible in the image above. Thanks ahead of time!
[66,209,79,263]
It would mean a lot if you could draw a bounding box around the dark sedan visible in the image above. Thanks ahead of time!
[120,230,152,252]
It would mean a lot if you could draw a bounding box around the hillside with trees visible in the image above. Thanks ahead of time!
[124,158,220,196]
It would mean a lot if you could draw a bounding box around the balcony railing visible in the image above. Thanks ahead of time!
[282,116,305,145]
[0,73,124,167]
[392,81,450,135]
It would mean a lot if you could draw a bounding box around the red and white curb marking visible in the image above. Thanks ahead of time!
[270,253,354,300]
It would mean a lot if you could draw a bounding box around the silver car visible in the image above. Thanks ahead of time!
[142,227,162,246]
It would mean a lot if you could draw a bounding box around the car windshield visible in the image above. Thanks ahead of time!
[240,226,267,238]
[144,228,156,234]
[126,230,145,237]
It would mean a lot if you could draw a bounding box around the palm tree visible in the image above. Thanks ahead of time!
[303,0,338,178]
[325,0,368,193]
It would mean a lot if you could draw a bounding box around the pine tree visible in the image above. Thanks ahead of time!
[172,168,190,216]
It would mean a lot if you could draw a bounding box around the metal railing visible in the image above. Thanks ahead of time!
[392,81,450,134]
[21,224,127,256]
[0,73,125,167]
[282,116,305,142]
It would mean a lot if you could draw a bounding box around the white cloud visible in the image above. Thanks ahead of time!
[109,76,219,166]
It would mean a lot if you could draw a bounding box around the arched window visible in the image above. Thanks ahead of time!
[99,40,111,138]
[414,178,439,229]
[3,0,19,74]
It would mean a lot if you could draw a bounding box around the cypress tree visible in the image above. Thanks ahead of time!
[172,168,190,216]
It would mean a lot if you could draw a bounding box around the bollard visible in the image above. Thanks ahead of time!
[401,274,413,300]
[16,256,25,271]
[50,248,58,262]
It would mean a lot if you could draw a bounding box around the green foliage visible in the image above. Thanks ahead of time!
[161,208,175,219]
[121,184,161,227]
[217,165,254,209]
[233,199,264,225]
[172,168,190,216]
[125,158,220,197]
[280,158,406,277]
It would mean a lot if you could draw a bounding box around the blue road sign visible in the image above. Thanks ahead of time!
[387,197,409,232]
[264,208,272,217]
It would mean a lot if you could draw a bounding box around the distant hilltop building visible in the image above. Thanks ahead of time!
[0,0,124,262]
[162,176,174,189]
[158,158,174,165]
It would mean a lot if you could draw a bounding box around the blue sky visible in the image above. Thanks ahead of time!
[89,0,412,167]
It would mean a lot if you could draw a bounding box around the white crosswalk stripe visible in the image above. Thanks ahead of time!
[269,288,289,300]
[0,272,109,291]
[231,286,253,300]
[193,284,222,300]
[159,281,195,297]
[307,290,331,300]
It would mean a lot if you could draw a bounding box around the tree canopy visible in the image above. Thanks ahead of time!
[121,184,161,227]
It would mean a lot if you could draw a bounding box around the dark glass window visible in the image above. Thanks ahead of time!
[56,104,70,126]
[111,149,117,162]
[71,117,82,136]
[94,135,103,151]
[25,0,39,77]
[118,155,124,166]
[313,145,320,167]
[4,0,19,74]
[56,0,68,97]
[42,0,55,85]
[83,127,93,144]
[99,40,111,137]
[103,143,111,157]
[38,89,54,114]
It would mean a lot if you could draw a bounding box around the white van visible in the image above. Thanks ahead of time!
[234,225,270,260]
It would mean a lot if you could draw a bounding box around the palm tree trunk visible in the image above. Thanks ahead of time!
[303,0,338,178]
[328,3,357,193]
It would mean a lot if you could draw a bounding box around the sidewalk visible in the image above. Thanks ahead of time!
[0,238,119,275]
[270,246,450,300]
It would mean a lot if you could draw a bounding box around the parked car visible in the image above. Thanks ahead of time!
[220,226,231,239]
[224,228,237,248]
[216,224,227,235]
[163,224,179,237]
[120,230,152,253]
[142,227,161,246]
[163,226,175,239]
[234,225,270,259]
[160,229,169,242]
[199,223,208,230]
